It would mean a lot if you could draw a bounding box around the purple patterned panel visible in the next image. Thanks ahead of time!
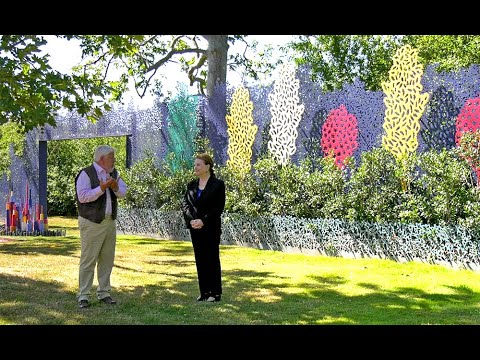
[96,113,107,136]
[248,84,274,162]
[44,106,139,141]
[130,111,139,163]
[129,105,166,165]
[420,85,458,151]
[302,108,329,168]
[196,94,207,140]
[66,111,79,136]
[157,101,170,165]
[203,83,233,165]
[338,79,384,160]
[421,64,480,152]
[4,129,42,222]
[9,148,31,216]
[294,65,324,165]
[12,103,171,215]
[21,130,40,202]
[423,64,480,111]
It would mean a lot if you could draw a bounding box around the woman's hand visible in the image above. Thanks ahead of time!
[190,219,204,229]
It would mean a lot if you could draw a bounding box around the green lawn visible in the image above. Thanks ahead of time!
[1,216,480,325]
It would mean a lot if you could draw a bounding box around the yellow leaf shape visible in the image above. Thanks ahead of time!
[226,87,258,176]
[381,44,430,161]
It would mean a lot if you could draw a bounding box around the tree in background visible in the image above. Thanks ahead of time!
[0,35,278,133]
[0,123,25,178]
[5,35,477,134]
[288,35,403,92]
[406,35,480,73]
[287,35,480,92]
[0,35,114,132]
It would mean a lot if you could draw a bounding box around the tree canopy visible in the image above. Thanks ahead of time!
[0,35,277,133]
[0,35,115,132]
[3,35,478,134]
[287,35,480,92]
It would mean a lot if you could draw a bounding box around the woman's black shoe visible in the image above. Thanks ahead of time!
[206,294,221,302]
[196,294,207,301]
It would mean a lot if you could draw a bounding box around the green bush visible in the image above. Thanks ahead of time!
[345,147,406,223]
[44,137,480,231]
[253,154,307,216]
[122,151,195,211]
[413,148,475,225]
[305,156,350,219]
[122,153,165,209]
[217,165,263,216]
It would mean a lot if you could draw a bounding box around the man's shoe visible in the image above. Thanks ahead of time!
[99,296,117,305]
[79,299,90,308]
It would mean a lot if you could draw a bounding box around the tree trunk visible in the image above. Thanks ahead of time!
[203,35,228,97]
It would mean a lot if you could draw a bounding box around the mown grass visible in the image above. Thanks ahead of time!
[1,216,480,325]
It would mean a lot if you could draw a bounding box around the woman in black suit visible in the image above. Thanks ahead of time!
[182,153,226,302]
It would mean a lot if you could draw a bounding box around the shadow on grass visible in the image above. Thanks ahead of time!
[1,238,480,326]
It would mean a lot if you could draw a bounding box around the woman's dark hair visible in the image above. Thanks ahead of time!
[196,153,215,177]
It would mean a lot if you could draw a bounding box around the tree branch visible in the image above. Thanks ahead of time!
[146,48,207,73]
[187,53,207,95]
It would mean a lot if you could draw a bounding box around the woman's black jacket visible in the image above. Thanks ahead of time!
[182,176,226,233]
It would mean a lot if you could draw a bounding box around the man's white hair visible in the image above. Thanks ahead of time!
[94,145,116,162]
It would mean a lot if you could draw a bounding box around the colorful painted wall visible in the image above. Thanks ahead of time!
[2,45,480,219]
